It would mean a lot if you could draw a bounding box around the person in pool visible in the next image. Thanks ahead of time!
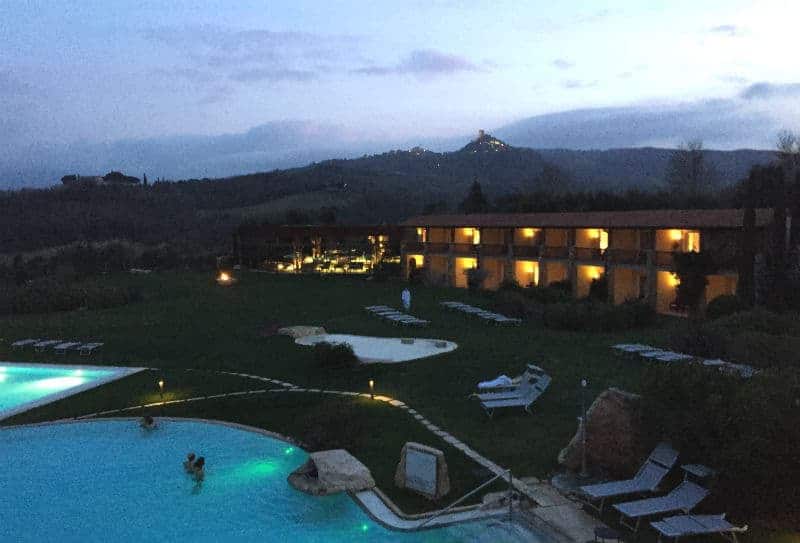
[192,457,205,482]
[139,415,156,430]
[183,452,196,472]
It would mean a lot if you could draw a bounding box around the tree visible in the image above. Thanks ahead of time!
[673,251,717,320]
[530,163,572,194]
[665,140,718,200]
[143,173,148,187]
[459,179,489,213]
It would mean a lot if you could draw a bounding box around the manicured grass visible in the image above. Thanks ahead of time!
[0,271,786,538]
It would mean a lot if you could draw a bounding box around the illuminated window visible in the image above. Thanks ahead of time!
[686,231,700,252]
[599,230,609,251]
[522,228,538,239]
[473,229,480,245]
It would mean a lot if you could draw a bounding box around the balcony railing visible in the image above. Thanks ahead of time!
[479,244,507,256]
[426,242,449,254]
[542,246,569,259]
[574,247,605,261]
[404,241,424,253]
[655,251,676,267]
[607,248,646,266]
[451,243,478,255]
[512,245,541,258]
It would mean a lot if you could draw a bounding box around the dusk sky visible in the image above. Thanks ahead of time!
[2,0,800,186]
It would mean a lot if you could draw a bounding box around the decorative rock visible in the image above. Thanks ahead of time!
[557,388,645,477]
[288,449,375,496]
[434,341,448,348]
[278,326,327,339]
[400,338,415,345]
[394,442,450,500]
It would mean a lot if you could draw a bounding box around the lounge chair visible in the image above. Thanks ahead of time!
[651,514,747,542]
[11,339,41,349]
[473,365,547,401]
[580,442,679,514]
[78,342,104,356]
[33,340,63,352]
[54,341,83,355]
[614,480,709,531]
[479,368,550,417]
[612,343,656,353]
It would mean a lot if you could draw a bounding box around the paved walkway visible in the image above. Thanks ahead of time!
[74,368,604,542]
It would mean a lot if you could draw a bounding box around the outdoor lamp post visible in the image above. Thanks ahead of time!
[580,378,589,478]
[158,378,165,399]
[369,379,374,400]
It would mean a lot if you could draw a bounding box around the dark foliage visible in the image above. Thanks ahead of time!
[313,342,359,369]
[641,364,800,524]
[542,300,654,332]
[706,294,748,320]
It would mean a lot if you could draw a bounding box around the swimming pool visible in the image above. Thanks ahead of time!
[0,419,549,542]
[0,362,143,421]
[296,334,458,363]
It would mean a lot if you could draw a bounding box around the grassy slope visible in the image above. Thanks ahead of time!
[0,271,782,539]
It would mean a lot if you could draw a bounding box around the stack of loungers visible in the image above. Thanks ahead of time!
[440,301,522,325]
[364,306,429,327]
[11,338,104,356]
[579,444,747,540]
[612,343,757,378]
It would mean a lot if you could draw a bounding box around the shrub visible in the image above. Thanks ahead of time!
[587,276,608,301]
[543,300,655,332]
[2,278,142,315]
[548,279,572,293]
[706,294,748,320]
[492,289,542,320]
[465,267,488,291]
[641,364,800,522]
[524,284,572,304]
[372,261,401,282]
[313,342,359,369]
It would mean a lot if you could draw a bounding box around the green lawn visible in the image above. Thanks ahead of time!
[0,271,784,539]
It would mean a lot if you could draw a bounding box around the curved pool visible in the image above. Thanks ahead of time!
[296,334,458,363]
[0,419,546,542]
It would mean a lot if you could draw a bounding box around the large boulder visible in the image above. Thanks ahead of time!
[557,388,645,477]
[288,449,375,496]
[278,325,327,339]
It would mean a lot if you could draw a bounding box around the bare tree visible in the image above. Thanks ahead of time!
[665,140,719,199]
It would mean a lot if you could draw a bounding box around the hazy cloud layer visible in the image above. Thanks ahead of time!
[353,49,484,77]
[710,24,740,36]
[740,81,800,100]
[552,59,574,70]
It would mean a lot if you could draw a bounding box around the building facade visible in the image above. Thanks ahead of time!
[400,209,774,314]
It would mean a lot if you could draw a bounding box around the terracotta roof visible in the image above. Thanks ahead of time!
[402,208,774,229]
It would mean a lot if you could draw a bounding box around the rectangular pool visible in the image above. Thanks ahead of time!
[0,362,144,421]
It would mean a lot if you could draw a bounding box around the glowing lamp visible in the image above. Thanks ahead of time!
[589,229,600,239]
[523,228,536,238]
[369,379,375,400]
[157,378,165,399]
[670,273,680,287]
[670,229,683,241]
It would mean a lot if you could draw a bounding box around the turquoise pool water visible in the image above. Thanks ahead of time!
[0,420,548,542]
[0,363,137,420]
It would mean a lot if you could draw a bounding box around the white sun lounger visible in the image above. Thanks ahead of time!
[33,339,63,352]
[614,480,710,531]
[651,513,748,542]
[580,442,679,514]
[54,341,83,355]
[479,368,550,416]
[613,343,657,352]
[11,338,41,348]
[78,342,104,356]
[652,352,694,363]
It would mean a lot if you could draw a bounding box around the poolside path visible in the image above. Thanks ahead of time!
[74,368,604,543]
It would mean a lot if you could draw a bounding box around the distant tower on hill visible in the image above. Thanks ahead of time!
[477,129,485,140]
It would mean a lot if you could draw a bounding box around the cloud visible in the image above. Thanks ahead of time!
[0,70,32,95]
[740,82,800,100]
[552,58,574,70]
[709,24,740,37]
[563,79,598,89]
[353,49,484,77]
[230,68,317,83]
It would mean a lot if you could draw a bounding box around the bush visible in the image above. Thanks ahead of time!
[548,279,572,293]
[587,276,608,301]
[543,300,655,332]
[465,267,488,291]
[491,289,542,320]
[641,364,800,523]
[524,284,572,304]
[372,261,400,282]
[313,342,359,369]
[2,278,142,315]
[706,294,748,320]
